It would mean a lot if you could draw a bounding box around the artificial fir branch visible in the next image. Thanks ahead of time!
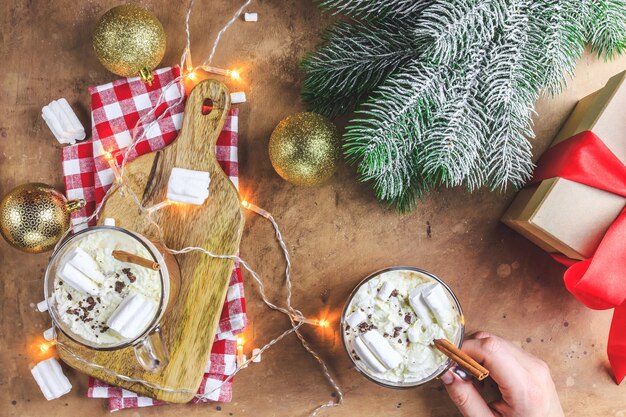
[585,0,626,58]
[304,0,626,210]
[316,0,432,19]
[301,19,422,118]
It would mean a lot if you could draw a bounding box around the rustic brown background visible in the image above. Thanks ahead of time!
[1,1,626,416]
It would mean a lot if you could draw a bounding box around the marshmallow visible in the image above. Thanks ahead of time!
[352,336,387,373]
[167,167,210,205]
[31,358,72,400]
[43,327,55,341]
[409,287,433,326]
[103,218,116,226]
[67,247,105,284]
[407,325,420,344]
[36,298,52,312]
[422,284,453,325]
[377,282,394,300]
[361,330,403,370]
[244,12,258,22]
[345,310,367,328]
[252,348,262,363]
[230,92,246,104]
[58,263,99,295]
[42,98,86,145]
[107,293,157,339]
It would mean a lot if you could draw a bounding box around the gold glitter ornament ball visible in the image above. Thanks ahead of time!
[269,112,339,186]
[0,184,83,253]
[93,4,166,82]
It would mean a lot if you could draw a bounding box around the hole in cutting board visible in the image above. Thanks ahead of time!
[202,99,214,115]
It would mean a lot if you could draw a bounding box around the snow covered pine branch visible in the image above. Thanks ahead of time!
[302,0,626,211]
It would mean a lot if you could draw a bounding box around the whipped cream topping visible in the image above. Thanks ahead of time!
[343,269,462,384]
[53,230,162,346]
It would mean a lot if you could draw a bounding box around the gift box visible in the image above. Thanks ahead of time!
[502,70,626,260]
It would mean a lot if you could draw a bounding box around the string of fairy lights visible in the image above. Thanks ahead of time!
[45,1,344,415]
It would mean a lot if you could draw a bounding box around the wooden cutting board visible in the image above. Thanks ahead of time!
[57,79,245,403]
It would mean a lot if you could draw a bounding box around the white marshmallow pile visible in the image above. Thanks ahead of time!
[58,248,105,295]
[166,167,210,205]
[352,330,403,373]
[421,283,453,325]
[244,12,258,22]
[377,281,394,300]
[408,286,434,326]
[42,98,86,145]
[230,91,246,104]
[107,293,157,339]
[345,310,366,328]
[31,358,72,400]
[353,336,386,373]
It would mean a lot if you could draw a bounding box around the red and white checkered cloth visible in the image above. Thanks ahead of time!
[60,67,246,411]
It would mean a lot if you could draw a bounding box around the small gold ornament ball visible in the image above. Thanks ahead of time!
[0,184,74,253]
[269,112,339,186]
[93,4,166,80]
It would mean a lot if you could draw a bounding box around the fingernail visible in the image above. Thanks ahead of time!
[441,371,454,385]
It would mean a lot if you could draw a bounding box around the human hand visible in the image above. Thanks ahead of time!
[441,332,564,417]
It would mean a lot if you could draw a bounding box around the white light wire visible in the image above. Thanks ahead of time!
[49,1,343,415]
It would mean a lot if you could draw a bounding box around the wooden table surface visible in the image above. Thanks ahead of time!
[2,1,626,416]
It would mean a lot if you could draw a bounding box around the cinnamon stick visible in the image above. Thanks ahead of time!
[112,250,160,271]
[434,338,489,381]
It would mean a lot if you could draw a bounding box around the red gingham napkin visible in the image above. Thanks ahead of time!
[61,67,246,411]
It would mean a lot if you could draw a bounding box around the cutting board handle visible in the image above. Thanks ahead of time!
[177,79,231,152]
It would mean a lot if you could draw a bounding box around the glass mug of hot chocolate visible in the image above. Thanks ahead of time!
[44,226,179,372]
[341,267,464,388]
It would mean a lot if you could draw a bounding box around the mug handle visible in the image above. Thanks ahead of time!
[134,326,169,372]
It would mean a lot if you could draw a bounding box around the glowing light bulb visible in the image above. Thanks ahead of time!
[317,319,329,328]
[241,200,250,209]
[237,336,245,347]
[104,151,121,182]
[228,69,241,81]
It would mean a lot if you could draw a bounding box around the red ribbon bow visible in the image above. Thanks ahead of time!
[531,130,626,383]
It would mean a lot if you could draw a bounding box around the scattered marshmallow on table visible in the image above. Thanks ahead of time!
[31,358,72,400]
[361,330,403,369]
[107,293,157,339]
[43,327,55,341]
[167,167,210,205]
[244,12,258,22]
[42,98,86,145]
[352,335,387,373]
[36,298,51,313]
[230,91,246,104]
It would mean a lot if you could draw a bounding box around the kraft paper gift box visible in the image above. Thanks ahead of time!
[502,70,626,260]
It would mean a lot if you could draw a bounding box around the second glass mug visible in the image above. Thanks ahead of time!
[44,226,180,372]
[340,267,465,388]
